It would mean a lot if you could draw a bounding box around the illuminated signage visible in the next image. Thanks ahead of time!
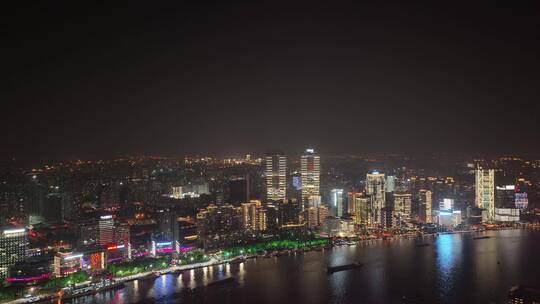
[100,215,113,220]
[3,228,25,235]
[497,185,515,190]
[64,254,83,260]
[107,244,125,251]
[156,241,172,247]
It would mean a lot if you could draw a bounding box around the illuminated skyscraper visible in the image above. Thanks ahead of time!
[330,189,344,217]
[241,200,264,230]
[301,148,320,202]
[0,227,27,281]
[353,194,371,226]
[98,215,114,245]
[419,189,433,223]
[393,192,412,223]
[366,171,385,226]
[266,151,287,202]
[475,168,495,221]
[347,192,362,214]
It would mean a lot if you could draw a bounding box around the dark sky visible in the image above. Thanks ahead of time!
[4,1,540,160]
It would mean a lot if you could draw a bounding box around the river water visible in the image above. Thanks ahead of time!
[64,229,540,304]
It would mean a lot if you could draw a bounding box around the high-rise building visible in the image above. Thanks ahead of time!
[266,151,287,202]
[318,205,329,225]
[307,207,318,228]
[393,192,412,224]
[157,209,179,243]
[366,171,385,226]
[385,176,396,193]
[347,192,362,214]
[330,189,344,217]
[0,227,27,281]
[419,189,433,223]
[40,193,63,224]
[476,168,495,221]
[494,185,520,222]
[301,149,320,202]
[228,176,250,204]
[241,200,264,231]
[98,215,114,246]
[196,204,243,250]
[353,194,371,226]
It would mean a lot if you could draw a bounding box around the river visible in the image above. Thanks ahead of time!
[64,229,540,304]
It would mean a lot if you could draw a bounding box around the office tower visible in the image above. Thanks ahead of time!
[157,209,178,243]
[353,194,371,226]
[496,185,516,208]
[495,185,520,222]
[475,168,495,221]
[419,189,433,223]
[392,192,412,224]
[330,189,344,217]
[98,215,114,245]
[319,205,329,224]
[301,149,320,202]
[228,176,250,203]
[0,227,27,281]
[366,171,385,226]
[266,151,287,202]
[347,192,362,214]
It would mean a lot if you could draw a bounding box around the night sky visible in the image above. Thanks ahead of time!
[4,1,540,161]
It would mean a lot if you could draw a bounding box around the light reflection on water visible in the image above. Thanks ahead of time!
[64,230,540,304]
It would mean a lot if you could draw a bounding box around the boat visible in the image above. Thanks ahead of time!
[207,277,236,287]
[327,262,362,274]
[473,236,491,240]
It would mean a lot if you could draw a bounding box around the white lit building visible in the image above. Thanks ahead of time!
[330,189,344,217]
[266,152,287,201]
[366,171,385,226]
[419,189,433,223]
[393,192,412,223]
[0,227,27,281]
[476,168,495,221]
[301,149,320,202]
[98,215,114,245]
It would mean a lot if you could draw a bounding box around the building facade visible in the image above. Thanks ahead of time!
[300,149,320,202]
[475,168,495,221]
[266,152,287,202]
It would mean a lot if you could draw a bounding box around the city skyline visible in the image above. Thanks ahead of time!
[2,1,540,303]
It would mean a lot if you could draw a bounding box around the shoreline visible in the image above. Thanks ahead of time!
[3,226,535,304]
